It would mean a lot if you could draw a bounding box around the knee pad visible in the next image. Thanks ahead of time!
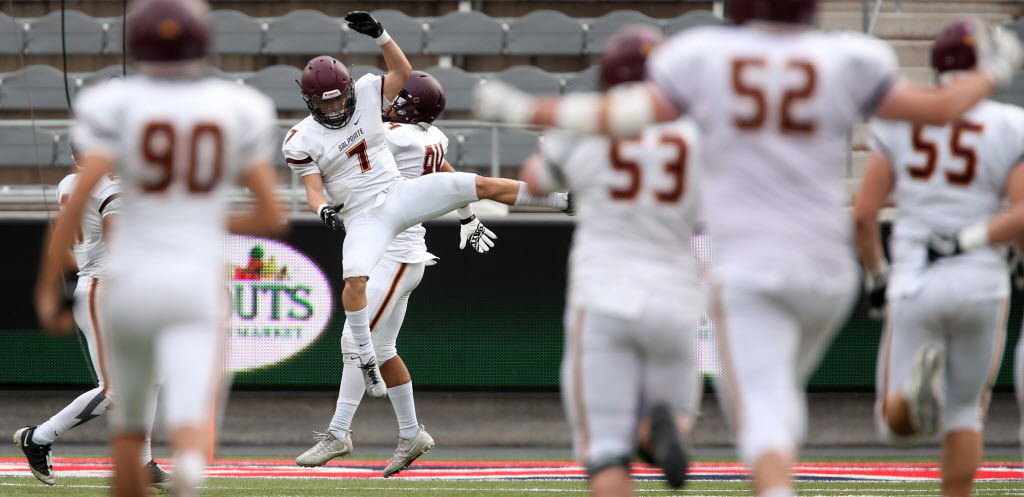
[944,404,984,434]
[586,454,631,479]
[375,343,398,364]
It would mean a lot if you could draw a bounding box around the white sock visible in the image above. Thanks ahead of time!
[173,450,206,497]
[387,382,419,439]
[33,387,109,445]
[328,356,366,438]
[139,436,153,464]
[513,181,568,210]
[345,308,374,358]
[759,487,795,497]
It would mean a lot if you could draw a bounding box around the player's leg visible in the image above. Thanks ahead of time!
[562,308,640,497]
[157,320,227,497]
[298,259,405,466]
[877,292,945,439]
[341,215,401,399]
[636,288,703,489]
[712,283,804,497]
[15,277,109,485]
[102,295,159,497]
[383,173,570,234]
[373,263,433,476]
[939,298,1007,497]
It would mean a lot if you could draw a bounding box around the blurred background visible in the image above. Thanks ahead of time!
[0,0,1022,458]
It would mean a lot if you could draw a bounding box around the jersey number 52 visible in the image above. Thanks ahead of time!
[140,121,224,193]
[731,58,817,134]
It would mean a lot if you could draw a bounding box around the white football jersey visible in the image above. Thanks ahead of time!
[381,121,450,263]
[72,75,278,282]
[871,100,1024,298]
[536,121,703,314]
[648,26,900,287]
[56,172,121,278]
[283,74,401,220]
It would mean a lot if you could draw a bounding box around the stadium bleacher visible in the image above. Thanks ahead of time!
[0,1,1022,193]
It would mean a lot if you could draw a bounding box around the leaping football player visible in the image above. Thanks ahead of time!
[473,1,1023,496]
[521,26,703,497]
[283,11,573,441]
[295,70,498,476]
[15,145,169,489]
[853,21,1024,497]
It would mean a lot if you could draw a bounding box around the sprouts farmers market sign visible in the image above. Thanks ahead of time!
[224,235,333,373]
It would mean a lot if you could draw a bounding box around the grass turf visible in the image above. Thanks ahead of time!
[1,477,1022,496]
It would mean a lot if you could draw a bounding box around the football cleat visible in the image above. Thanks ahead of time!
[383,426,435,478]
[13,426,54,485]
[296,431,354,467]
[904,343,945,437]
[358,354,388,399]
[563,191,577,216]
[639,404,689,489]
[147,460,172,490]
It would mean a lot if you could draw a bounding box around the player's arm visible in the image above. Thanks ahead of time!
[440,159,497,253]
[852,152,895,318]
[877,25,1022,125]
[36,153,111,335]
[300,173,344,231]
[476,81,680,137]
[927,163,1024,260]
[228,160,287,236]
[344,11,411,103]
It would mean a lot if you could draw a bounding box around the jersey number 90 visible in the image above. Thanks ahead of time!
[140,121,224,193]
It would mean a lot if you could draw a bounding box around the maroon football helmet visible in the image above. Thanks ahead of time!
[299,56,355,129]
[601,25,664,89]
[128,0,210,63]
[932,19,980,74]
[385,71,446,125]
[729,0,817,26]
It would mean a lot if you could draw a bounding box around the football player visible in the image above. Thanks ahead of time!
[296,70,496,476]
[473,1,1024,496]
[34,1,286,496]
[284,13,573,404]
[853,20,1024,497]
[15,145,169,489]
[520,26,703,497]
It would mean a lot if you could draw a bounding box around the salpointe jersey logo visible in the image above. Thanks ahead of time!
[225,235,332,372]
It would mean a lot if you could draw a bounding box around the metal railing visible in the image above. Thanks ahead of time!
[862,0,903,34]
[0,118,543,213]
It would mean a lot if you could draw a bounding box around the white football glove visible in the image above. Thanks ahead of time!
[459,215,497,253]
[975,21,1024,88]
[473,80,534,125]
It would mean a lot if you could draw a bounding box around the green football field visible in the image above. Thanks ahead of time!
[1,477,1022,497]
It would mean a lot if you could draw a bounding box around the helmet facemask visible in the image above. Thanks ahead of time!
[305,85,355,129]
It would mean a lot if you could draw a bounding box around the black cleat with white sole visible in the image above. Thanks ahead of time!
[13,426,55,485]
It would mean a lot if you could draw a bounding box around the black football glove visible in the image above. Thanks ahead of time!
[926,233,962,263]
[319,204,344,232]
[1009,247,1024,290]
[865,270,888,320]
[344,11,384,38]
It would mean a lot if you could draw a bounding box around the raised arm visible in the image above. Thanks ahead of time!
[344,11,411,103]
[37,153,112,335]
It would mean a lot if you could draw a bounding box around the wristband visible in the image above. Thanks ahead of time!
[375,29,392,46]
[317,203,329,215]
[556,94,601,134]
[460,214,477,225]
[456,205,474,219]
[957,222,990,252]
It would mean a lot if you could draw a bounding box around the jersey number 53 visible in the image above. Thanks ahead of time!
[608,133,688,203]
